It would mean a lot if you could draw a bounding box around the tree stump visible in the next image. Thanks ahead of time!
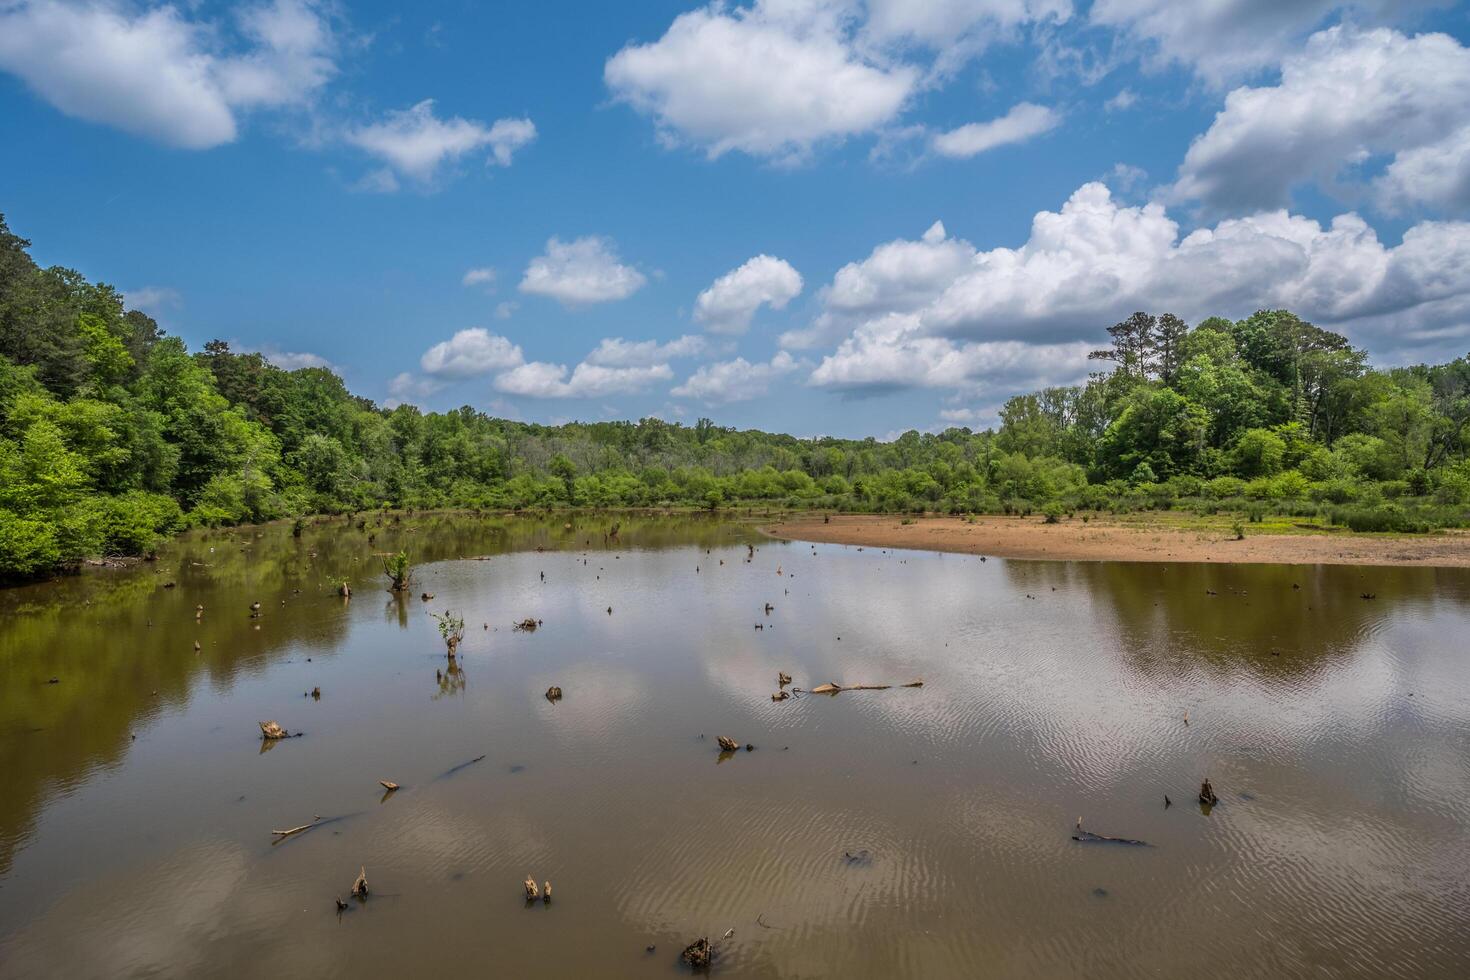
[1199,778,1219,806]
[717,736,739,752]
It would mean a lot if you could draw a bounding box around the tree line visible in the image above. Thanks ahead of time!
[2,213,1468,579]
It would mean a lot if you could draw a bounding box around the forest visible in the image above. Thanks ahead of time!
[3,212,1469,579]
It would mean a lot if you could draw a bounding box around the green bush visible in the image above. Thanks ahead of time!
[0,509,63,579]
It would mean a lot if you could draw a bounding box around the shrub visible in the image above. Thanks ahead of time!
[1041,502,1065,523]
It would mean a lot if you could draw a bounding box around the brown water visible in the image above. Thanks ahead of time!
[2,514,1469,979]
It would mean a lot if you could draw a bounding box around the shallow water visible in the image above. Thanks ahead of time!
[1,514,1468,978]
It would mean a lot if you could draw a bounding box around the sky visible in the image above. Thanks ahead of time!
[2,1,1469,439]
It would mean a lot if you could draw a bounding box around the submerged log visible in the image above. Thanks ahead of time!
[379,779,399,791]
[545,686,563,701]
[524,876,539,901]
[809,683,841,695]
[778,672,792,686]
[1199,778,1219,806]
[351,866,369,899]
[259,720,290,740]
[717,735,740,752]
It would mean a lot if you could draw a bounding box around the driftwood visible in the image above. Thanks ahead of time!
[716,735,739,752]
[272,819,319,838]
[778,672,792,686]
[771,690,789,701]
[379,780,399,791]
[514,618,541,632]
[1072,818,1148,846]
[524,877,539,901]
[351,867,369,899]
[802,679,923,696]
[1199,778,1219,806]
[545,686,562,701]
[543,881,552,904]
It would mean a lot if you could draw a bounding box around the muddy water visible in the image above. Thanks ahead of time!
[1,514,1469,979]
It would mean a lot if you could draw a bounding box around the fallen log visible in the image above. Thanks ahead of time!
[379,780,399,791]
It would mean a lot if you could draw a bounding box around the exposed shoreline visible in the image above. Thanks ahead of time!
[763,514,1470,567]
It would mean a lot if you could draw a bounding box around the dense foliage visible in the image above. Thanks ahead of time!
[3,213,1469,579]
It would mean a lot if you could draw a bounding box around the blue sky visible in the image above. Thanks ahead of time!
[3,1,1469,438]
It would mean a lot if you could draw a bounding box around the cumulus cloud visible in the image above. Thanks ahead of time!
[494,361,673,399]
[461,267,496,288]
[385,371,445,407]
[420,328,524,379]
[672,351,799,403]
[0,0,335,148]
[805,181,1470,392]
[519,236,646,307]
[809,315,1095,392]
[863,0,1072,51]
[584,335,707,367]
[931,102,1059,158]
[123,285,182,316]
[694,255,803,334]
[1173,26,1470,215]
[1089,0,1431,84]
[780,220,971,348]
[345,101,535,186]
[604,0,918,161]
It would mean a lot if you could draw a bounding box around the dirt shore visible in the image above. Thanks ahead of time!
[764,514,1470,567]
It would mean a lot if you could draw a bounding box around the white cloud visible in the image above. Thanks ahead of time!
[494,361,673,399]
[694,255,803,334]
[1089,0,1430,84]
[461,267,496,288]
[1173,27,1470,215]
[671,351,799,403]
[931,102,1059,158]
[345,101,535,185]
[584,335,707,367]
[216,0,336,110]
[386,371,444,406]
[809,314,1094,392]
[494,301,517,319]
[419,328,524,379]
[780,219,971,348]
[0,0,335,149]
[863,0,1072,50]
[1103,88,1137,112]
[258,349,333,371]
[805,181,1470,392]
[519,236,646,307]
[604,0,918,161]
[123,285,182,316]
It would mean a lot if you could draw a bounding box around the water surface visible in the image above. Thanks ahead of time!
[2,514,1468,978]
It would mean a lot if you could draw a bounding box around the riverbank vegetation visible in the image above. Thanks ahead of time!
[3,213,1469,579]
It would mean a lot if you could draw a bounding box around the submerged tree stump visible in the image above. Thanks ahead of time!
[681,937,713,969]
[716,736,739,752]
[351,867,369,899]
[259,720,289,740]
[1199,778,1219,806]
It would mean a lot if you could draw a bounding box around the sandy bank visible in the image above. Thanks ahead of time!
[764,514,1470,567]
